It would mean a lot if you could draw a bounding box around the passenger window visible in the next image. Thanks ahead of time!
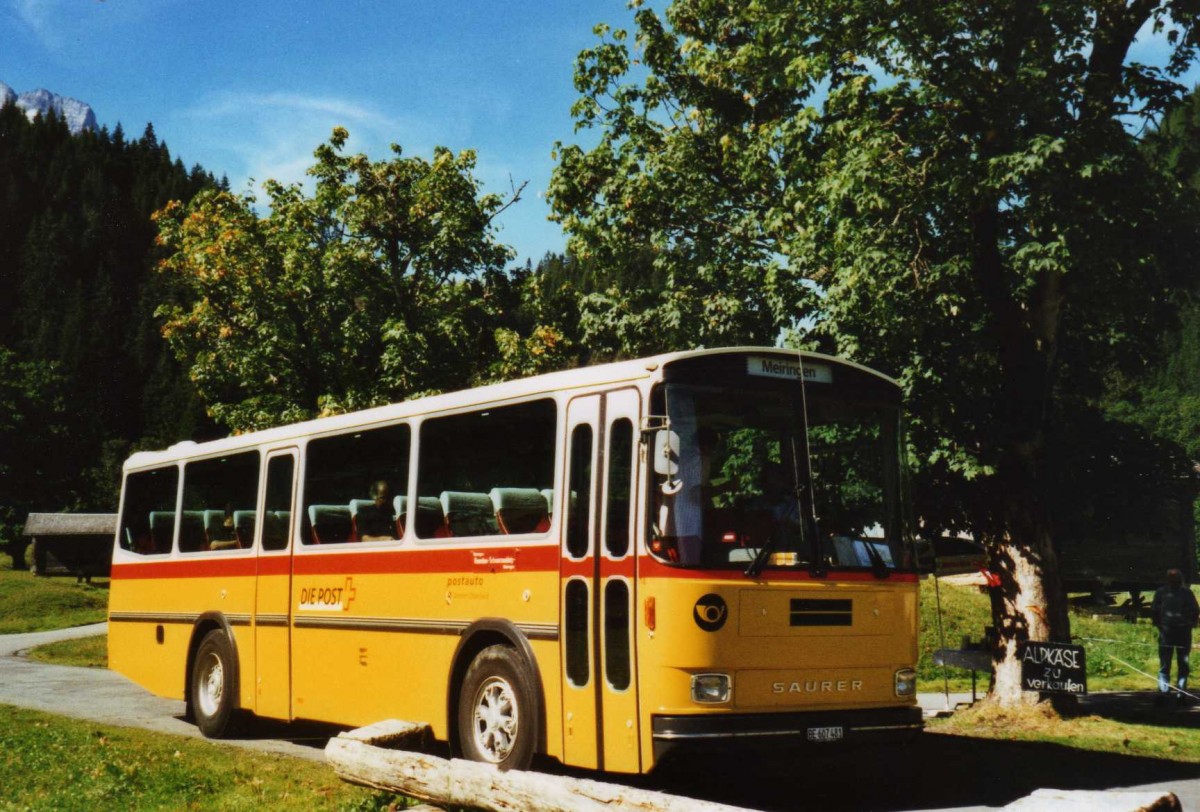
[565,424,593,558]
[180,451,261,553]
[118,467,178,555]
[604,418,634,558]
[416,399,556,539]
[565,579,590,686]
[604,579,631,690]
[303,423,410,544]
[261,456,295,551]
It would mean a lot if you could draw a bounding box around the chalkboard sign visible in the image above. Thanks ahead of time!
[1019,641,1087,695]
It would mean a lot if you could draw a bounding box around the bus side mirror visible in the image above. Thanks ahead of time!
[653,430,681,479]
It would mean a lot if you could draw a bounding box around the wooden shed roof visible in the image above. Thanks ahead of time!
[22,513,117,536]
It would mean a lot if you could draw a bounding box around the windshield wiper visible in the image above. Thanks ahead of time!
[861,539,890,579]
[745,533,780,578]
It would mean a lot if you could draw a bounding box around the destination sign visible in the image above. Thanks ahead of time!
[1019,641,1087,695]
[747,356,833,384]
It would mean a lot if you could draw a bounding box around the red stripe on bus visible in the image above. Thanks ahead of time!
[636,555,920,583]
[111,557,259,580]
[111,547,916,583]
[112,544,562,580]
[292,544,560,575]
[559,558,594,578]
[257,556,291,576]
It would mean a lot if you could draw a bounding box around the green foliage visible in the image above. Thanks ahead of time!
[551,1,1200,669]
[486,257,581,378]
[0,348,73,550]
[1145,85,1200,193]
[155,129,522,431]
[1107,88,1200,562]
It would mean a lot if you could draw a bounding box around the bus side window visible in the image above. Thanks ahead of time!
[180,450,261,553]
[395,496,445,538]
[415,399,556,540]
[491,487,550,534]
[604,418,634,557]
[118,467,178,556]
[261,454,295,551]
[565,424,593,559]
[302,423,410,545]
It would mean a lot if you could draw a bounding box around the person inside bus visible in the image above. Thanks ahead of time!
[357,479,397,541]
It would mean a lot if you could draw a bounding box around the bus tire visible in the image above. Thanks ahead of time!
[457,644,536,770]
[190,628,240,738]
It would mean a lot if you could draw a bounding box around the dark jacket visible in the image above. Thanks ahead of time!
[1152,584,1200,631]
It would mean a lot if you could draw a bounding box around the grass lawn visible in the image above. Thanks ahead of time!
[929,702,1200,764]
[0,561,109,634]
[0,704,410,811]
[919,576,1180,694]
[27,633,108,668]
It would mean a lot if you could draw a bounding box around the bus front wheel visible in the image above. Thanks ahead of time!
[457,645,535,770]
[190,628,239,738]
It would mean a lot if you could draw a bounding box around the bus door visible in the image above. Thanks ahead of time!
[560,389,641,773]
[254,449,297,720]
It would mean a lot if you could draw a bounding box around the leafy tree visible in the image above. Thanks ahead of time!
[551,0,1200,705]
[0,349,73,568]
[155,128,522,431]
[1107,86,1200,563]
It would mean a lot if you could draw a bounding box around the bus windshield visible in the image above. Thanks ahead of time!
[650,380,909,573]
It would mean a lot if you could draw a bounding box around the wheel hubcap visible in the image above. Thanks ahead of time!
[472,676,518,763]
[197,652,223,717]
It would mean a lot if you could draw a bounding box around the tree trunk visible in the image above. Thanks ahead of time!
[984,449,1073,709]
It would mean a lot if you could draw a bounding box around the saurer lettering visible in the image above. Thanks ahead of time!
[772,679,864,694]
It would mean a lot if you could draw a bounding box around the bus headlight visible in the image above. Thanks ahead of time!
[894,668,917,697]
[692,673,731,704]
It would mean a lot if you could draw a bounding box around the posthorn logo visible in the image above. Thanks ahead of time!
[694,593,728,632]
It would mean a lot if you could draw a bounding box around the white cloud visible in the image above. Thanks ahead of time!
[176,90,422,196]
[10,0,160,57]
[172,89,565,260]
[12,0,67,51]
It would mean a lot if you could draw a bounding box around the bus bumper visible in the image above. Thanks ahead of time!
[651,705,923,763]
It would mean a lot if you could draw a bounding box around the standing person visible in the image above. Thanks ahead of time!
[1152,568,1200,705]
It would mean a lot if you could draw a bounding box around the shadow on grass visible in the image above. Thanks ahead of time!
[1079,690,1200,730]
[220,713,1200,811]
[180,715,349,752]
[592,733,1200,811]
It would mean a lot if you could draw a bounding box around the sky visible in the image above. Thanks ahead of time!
[1,0,632,265]
[2,2,1197,267]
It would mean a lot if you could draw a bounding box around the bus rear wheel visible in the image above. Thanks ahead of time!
[457,645,535,770]
[190,628,240,738]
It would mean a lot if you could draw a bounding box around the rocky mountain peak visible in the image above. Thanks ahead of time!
[0,81,97,135]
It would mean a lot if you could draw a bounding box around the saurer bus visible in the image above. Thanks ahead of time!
[109,347,922,773]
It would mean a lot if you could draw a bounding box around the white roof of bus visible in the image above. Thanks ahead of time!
[124,346,896,470]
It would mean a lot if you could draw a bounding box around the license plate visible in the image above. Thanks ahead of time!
[806,726,844,742]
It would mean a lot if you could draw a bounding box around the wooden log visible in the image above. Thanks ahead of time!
[1003,788,1181,812]
[325,719,758,812]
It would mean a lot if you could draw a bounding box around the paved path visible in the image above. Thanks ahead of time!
[0,624,328,761]
[3,625,1199,810]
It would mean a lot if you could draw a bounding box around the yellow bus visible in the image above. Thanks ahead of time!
[109,347,921,773]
